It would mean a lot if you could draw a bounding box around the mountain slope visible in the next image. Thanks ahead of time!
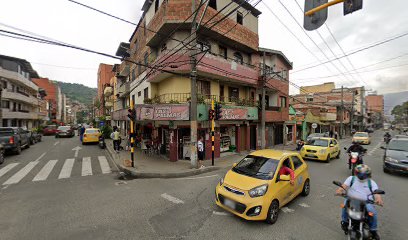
[54,81,97,105]
[384,91,408,115]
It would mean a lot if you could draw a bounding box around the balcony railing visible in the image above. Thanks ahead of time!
[143,93,257,107]
[266,106,282,111]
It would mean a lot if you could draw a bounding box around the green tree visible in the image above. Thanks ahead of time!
[391,101,408,124]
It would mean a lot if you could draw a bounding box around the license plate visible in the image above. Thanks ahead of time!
[224,198,235,209]
[306,154,315,157]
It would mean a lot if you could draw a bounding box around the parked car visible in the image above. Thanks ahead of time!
[0,144,5,165]
[215,150,310,224]
[28,130,42,144]
[82,128,101,144]
[306,132,329,142]
[43,125,58,136]
[55,126,75,138]
[381,136,408,174]
[0,127,30,154]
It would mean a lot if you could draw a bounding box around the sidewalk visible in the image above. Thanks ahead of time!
[105,139,299,179]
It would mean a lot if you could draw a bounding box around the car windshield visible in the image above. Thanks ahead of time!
[232,155,279,180]
[85,129,100,134]
[354,133,368,137]
[58,126,70,131]
[308,133,323,138]
[46,125,57,130]
[306,139,328,147]
[388,140,408,152]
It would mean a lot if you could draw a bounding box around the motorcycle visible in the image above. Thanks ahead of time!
[383,136,391,144]
[99,135,106,149]
[296,140,305,151]
[344,147,364,175]
[333,180,385,240]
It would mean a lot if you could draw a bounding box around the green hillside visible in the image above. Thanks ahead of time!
[54,81,97,105]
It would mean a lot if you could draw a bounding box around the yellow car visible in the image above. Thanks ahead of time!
[82,128,101,144]
[352,132,370,145]
[215,150,310,224]
[300,137,340,162]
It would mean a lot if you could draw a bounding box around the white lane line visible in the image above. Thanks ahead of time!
[3,161,39,185]
[0,163,19,178]
[35,152,47,162]
[176,174,219,180]
[98,156,111,174]
[298,203,310,208]
[32,160,58,182]
[281,207,295,213]
[161,193,184,204]
[212,211,230,216]
[81,157,92,176]
[58,158,75,179]
[54,141,60,146]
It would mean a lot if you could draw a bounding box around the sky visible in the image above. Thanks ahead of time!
[0,0,407,95]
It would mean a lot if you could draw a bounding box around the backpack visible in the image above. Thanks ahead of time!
[350,176,373,194]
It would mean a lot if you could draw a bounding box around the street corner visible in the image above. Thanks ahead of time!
[118,164,220,179]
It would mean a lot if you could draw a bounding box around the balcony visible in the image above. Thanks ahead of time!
[263,106,289,122]
[117,62,129,77]
[118,82,130,98]
[2,90,39,106]
[2,108,38,119]
[0,67,38,91]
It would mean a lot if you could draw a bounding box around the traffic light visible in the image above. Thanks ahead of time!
[304,0,328,31]
[127,108,136,121]
[344,0,363,15]
[215,103,222,120]
[208,109,215,120]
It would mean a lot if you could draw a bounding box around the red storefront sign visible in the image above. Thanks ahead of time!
[137,105,189,121]
[221,108,248,120]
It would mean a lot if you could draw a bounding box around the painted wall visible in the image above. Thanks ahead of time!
[300,82,335,94]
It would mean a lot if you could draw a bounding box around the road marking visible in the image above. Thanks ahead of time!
[98,156,111,174]
[298,203,310,208]
[161,193,184,204]
[0,163,19,178]
[368,142,382,156]
[3,161,39,185]
[72,146,81,158]
[281,207,295,213]
[54,141,60,146]
[212,211,230,216]
[58,158,75,179]
[35,152,47,162]
[33,160,58,182]
[176,174,219,180]
[81,157,92,176]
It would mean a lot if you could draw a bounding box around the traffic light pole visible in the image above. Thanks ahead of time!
[211,99,215,166]
[130,99,135,167]
[305,0,344,16]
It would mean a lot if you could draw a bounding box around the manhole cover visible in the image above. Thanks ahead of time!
[115,181,127,186]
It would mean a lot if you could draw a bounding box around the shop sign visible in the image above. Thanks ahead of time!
[221,108,248,120]
[137,104,189,121]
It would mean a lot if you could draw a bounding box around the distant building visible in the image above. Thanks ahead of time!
[0,54,42,128]
[32,78,63,124]
[366,94,384,128]
[300,82,335,94]
[97,63,114,117]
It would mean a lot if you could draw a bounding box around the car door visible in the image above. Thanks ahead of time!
[290,155,307,197]
[274,158,294,206]
[328,139,336,157]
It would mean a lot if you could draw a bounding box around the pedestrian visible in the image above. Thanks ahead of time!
[197,137,205,169]
[334,130,338,140]
[329,129,334,138]
[79,125,85,142]
[112,128,120,153]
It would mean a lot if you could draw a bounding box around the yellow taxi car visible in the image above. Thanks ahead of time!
[82,128,101,144]
[215,150,310,224]
[352,132,370,145]
[300,137,340,162]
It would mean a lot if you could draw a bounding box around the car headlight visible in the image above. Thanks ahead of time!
[219,177,224,186]
[248,184,268,198]
[319,149,326,154]
[385,157,398,163]
[348,209,363,220]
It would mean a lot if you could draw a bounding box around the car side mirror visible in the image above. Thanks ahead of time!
[373,189,385,195]
[232,163,237,168]
[279,175,291,181]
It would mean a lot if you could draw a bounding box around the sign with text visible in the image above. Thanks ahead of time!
[221,108,248,120]
[136,104,189,121]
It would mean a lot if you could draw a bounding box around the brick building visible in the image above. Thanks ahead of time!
[366,94,384,128]
[32,78,60,123]
[97,63,114,117]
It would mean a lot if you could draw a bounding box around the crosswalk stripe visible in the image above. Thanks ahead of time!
[98,156,111,174]
[3,161,39,185]
[58,158,75,179]
[0,163,19,178]
[81,157,92,176]
[33,160,58,182]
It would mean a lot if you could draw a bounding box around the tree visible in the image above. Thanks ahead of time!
[391,101,408,124]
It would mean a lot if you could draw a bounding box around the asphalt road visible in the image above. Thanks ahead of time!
[0,130,406,240]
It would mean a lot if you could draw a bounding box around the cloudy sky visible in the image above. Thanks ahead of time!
[0,0,407,95]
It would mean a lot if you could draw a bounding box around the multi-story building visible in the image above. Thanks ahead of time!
[97,63,114,117]
[32,78,59,123]
[0,54,42,128]
[300,82,335,94]
[366,93,384,128]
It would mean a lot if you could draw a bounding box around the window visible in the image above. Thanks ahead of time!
[237,11,243,25]
[209,0,217,9]
[219,45,227,59]
[280,96,287,108]
[155,0,159,12]
[220,85,224,102]
[306,96,313,102]
[2,81,6,89]
[132,95,135,104]
[2,101,10,109]
[197,80,210,97]
[144,87,148,98]
[144,22,146,36]
[229,87,239,101]
[138,91,141,97]
[197,40,211,52]
[144,52,149,70]
[233,52,243,64]
[291,156,303,170]
[258,94,270,107]
[131,69,136,81]
[138,61,142,74]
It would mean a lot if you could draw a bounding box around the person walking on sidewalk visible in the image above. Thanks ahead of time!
[112,128,120,153]
[197,137,205,169]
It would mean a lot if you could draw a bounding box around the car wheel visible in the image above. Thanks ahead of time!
[55,135,58,138]
[335,151,341,159]
[325,154,331,163]
[301,179,310,196]
[266,200,279,224]
[0,150,4,165]
[383,167,390,174]
[26,143,30,149]
[15,143,22,155]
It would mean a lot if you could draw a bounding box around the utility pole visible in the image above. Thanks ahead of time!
[0,88,2,127]
[261,51,266,149]
[340,85,344,139]
[189,0,199,168]
[350,89,355,135]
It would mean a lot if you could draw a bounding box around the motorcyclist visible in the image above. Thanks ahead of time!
[335,164,384,240]
[383,132,391,143]
[346,142,366,167]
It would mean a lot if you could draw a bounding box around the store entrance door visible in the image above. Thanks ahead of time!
[250,125,256,150]
[274,125,284,145]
